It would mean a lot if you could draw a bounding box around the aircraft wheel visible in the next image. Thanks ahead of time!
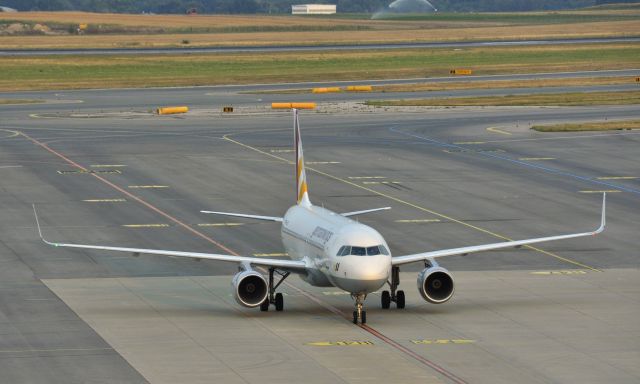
[260,299,269,312]
[381,290,391,309]
[275,293,284,311]
[361,311,367,324]
[396,290,405,309]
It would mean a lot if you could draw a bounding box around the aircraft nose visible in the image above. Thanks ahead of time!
[332,255,390,294]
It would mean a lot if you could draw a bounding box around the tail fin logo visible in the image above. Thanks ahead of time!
[294,109,311,207]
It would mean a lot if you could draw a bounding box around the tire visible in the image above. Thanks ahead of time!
[381,290,391,309]
[361,311,367,324]
[353,311,358,324]
[275,292,284,311]
[260,299,269,312]
[396,290,405,309]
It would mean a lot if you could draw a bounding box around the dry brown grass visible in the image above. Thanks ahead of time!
[1,18,638,49]
[0,99,42,104]
[532,119,640,131]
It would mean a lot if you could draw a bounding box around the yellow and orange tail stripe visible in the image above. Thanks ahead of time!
[294,109,311,207]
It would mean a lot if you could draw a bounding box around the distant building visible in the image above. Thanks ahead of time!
[291,4,336,15]
[0,6,18,12]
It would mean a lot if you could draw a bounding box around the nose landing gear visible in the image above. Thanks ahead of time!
[351,293,367,324]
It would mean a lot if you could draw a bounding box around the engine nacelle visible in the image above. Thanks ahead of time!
[417,267,454,304]
[232,270,268,308]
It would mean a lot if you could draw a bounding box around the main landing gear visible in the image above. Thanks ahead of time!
[381,266,405,309]
[352,293,367,324]
[260,268,290,312]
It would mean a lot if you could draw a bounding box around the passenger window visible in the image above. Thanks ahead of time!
[366,246,380,256]
[351,246,366,256]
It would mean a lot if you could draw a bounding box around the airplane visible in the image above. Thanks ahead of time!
[34,109,607,324]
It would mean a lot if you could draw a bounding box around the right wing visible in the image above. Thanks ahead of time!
[34,206,304,271]
[392,193,606,266]
[200,210,283,222]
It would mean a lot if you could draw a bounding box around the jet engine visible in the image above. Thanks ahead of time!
[417,266,454,304]
[232,269,268,307]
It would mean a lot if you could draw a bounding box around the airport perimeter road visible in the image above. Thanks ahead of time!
[0,92,638,383]
[2,37,639,56]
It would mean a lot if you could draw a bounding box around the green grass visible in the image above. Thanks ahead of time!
[1,43,639,91]
[0,99,43,105]
[532,119,640,132]
[366,90,640,107]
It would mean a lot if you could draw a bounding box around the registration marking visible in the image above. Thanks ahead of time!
[306,341,374,346]
[530,270,588,275]
[197,223,244,227]
[518,157,555,161]
[128,185,169,189]
[596,176,637,180]
[578,190,621,194]
[411,339,476,345]
[83,199,126,203]
[253,252,288,257]
[122,224,170,228]
[395,219,441,223]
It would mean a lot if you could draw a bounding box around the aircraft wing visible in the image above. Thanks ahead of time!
[200,210,283,222]
[392,194,606,266]
[34,206,305,272]
[341,207,391,217]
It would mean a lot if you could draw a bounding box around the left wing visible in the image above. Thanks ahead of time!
[392,193,606,266]
[34,205,306,272]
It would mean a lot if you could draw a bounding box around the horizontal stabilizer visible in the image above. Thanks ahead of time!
[341,207,391,217]
[200,210,283,222]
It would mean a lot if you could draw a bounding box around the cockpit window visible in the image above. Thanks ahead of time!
[337,246,351,256]
[366,246,380,256]
[339,244,389,256]
[350,246,366,256]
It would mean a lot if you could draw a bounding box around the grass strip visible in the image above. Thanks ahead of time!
[365,90,640,107]
[1,43,639,91]
[0,99,43,105]
[532,120,640,132]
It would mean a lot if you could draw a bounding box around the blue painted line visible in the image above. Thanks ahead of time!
[389,126,640,196]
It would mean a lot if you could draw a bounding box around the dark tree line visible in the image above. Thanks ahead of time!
[1,0,618,14]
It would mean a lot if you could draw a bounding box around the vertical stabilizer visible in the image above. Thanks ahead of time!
[294,109,312,207]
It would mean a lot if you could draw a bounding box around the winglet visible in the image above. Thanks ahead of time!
[594,192,606,234]
[32,204,55,246]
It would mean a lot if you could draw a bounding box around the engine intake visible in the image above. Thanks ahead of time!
[232,270,268,308]
[417,267,454,304]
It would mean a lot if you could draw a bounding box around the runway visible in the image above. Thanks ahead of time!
[0,82,639,383]
[2,37,639,56]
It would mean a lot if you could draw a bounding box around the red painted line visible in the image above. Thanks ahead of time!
[23,131,466,383]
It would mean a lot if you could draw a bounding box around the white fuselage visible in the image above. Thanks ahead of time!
[281,205,391,294]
